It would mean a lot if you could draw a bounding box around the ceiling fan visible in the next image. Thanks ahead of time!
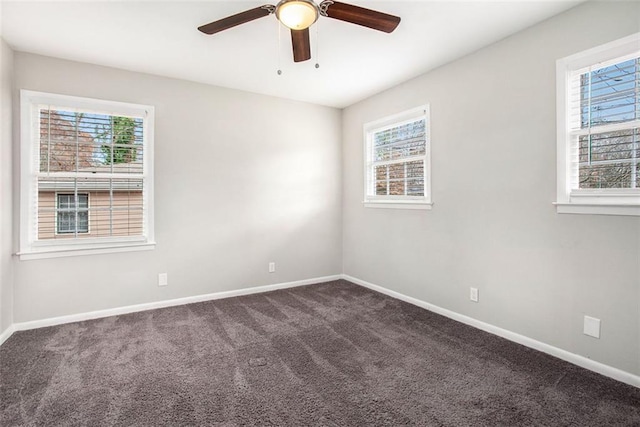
[198,0,401,63]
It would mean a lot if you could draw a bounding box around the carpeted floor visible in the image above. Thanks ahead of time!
[1,280,639,426]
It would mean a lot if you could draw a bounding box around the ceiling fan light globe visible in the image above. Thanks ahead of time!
[276,0,319,30]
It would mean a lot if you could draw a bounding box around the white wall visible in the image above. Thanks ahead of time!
[0,38,14,336]
[11,53,342,323]
[342,1,640,376]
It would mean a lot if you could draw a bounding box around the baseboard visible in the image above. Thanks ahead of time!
[0,324,16,346]
[343,274,640,389]
[8,274,342,334]
[5,273,639,389]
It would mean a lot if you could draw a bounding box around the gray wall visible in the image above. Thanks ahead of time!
[1,38,14,335]
[342,1,640,375]
[11,53,342,323]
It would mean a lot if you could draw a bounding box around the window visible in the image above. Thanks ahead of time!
[364,105,431,209]
[56,193,89,234]
[556,33,640,216]
[20,91,155,259]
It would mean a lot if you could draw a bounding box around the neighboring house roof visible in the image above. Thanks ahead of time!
[39,161,144,191]
[38,181,143,192]
[77,161,143,174]
[38,161,143,191]
[39,160,144,191]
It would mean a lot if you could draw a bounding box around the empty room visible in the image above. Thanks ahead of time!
[1,0,639,425]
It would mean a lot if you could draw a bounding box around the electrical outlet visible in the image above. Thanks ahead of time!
[158,273,168,287]
[268,262,276,273]
[583,315,601,339]
[470,287,479,302]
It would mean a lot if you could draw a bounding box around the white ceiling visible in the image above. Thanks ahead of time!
[1,0,581,108]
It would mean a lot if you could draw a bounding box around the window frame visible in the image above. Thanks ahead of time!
[19,90,155,260]
[555,33,640,216]
[363,105,432,210]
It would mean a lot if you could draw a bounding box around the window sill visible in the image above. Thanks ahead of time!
[364,201,433,210]
[17,241,156,260]
[554,203,640,217]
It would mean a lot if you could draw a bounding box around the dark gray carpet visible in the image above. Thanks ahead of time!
[1,280,639,426]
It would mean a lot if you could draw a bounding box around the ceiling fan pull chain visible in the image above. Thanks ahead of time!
[277,21,283,75]
[315,18,320,69]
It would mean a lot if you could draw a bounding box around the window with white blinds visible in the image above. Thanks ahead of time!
[364,105,431,209]
[20,91,155,259]
[556,33,640,216]
[570,57,639,189]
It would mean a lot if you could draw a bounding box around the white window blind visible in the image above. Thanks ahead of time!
[568,55,640,190]
[20,91,155,259]
[364,105,431,208]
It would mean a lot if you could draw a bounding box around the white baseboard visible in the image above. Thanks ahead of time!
[3,273,638,389]
[8,274,341,334]
[343,274,640,389]
[0,324,16,346]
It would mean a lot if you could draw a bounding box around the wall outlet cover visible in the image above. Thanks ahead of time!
[583,315,601,339]
[470,287,479,302]
[158,273,168,287]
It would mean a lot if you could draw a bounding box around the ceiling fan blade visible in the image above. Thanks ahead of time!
[291,28,311,62]
[322,1,400,33]
[198,5,274,35]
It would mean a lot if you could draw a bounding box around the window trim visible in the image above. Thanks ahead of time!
[19,90,155,259]
[363,105,432,210]
[555,33,640,216]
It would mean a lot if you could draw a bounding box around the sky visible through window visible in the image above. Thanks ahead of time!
[578,57,639,189]
[580,58,639,127]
